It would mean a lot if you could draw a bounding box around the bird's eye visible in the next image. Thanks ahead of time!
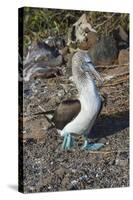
[86,61,91,64]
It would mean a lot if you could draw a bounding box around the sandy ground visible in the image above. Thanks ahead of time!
[19,60,129,193]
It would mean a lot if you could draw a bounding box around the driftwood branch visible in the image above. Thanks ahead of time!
[32,110,54,116]
[103,76,129,87]
[96,63,129,69]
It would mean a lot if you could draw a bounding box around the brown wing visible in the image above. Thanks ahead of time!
[52,99,81,130]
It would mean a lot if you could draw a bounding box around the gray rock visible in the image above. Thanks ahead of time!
[88,36,118,65]
[113,25,129,50]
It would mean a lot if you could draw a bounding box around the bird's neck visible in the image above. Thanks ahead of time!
[74,73,97,94]
[72,60,100,108]
[73,73,100,109]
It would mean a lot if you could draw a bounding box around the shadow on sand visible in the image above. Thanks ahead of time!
[8,184,18,191]
[90,110,129,139]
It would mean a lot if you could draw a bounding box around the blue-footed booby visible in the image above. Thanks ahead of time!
[53,50,104,150]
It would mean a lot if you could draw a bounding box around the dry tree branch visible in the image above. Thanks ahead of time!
[94,13,116,29]
[103,76,129,87]
[96,63,129,69]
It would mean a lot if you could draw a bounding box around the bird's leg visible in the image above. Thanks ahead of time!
[62,133,74,150]
[81,136,104,151]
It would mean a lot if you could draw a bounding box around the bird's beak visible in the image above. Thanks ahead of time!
[85,62,103,85]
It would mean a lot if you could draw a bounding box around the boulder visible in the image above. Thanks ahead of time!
[113,25,129,50]
[88,36,118,65]
[78,31,98,50]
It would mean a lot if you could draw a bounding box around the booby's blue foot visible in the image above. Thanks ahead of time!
[81,140,104,151]
[62,133,74,150]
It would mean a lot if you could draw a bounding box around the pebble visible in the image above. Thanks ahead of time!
[71,169,77,173]
[71,180,78,185]
[61,176,70,188]
[79,175,88,181]
[115,158,128,167]
[55,168,66,178]
[58,90,65,97]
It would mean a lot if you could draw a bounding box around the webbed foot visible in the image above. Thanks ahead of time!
[81,139,104,151]
[62,133,74,150]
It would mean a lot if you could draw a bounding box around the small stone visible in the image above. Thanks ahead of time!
[58,90,65,98]
[61,176,70,188]
[79,175,88,180]
[71,180,78,185]
[118,49,129,65]
[23,130,26,134]
[115,158,128,167]
[42,176,52,186]
[69,180,79,190]
[55,96,60,104]
[55,167,66,178]
[71,169,76,173]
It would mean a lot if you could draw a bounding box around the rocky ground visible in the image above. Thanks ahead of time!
[20,57,129,193]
